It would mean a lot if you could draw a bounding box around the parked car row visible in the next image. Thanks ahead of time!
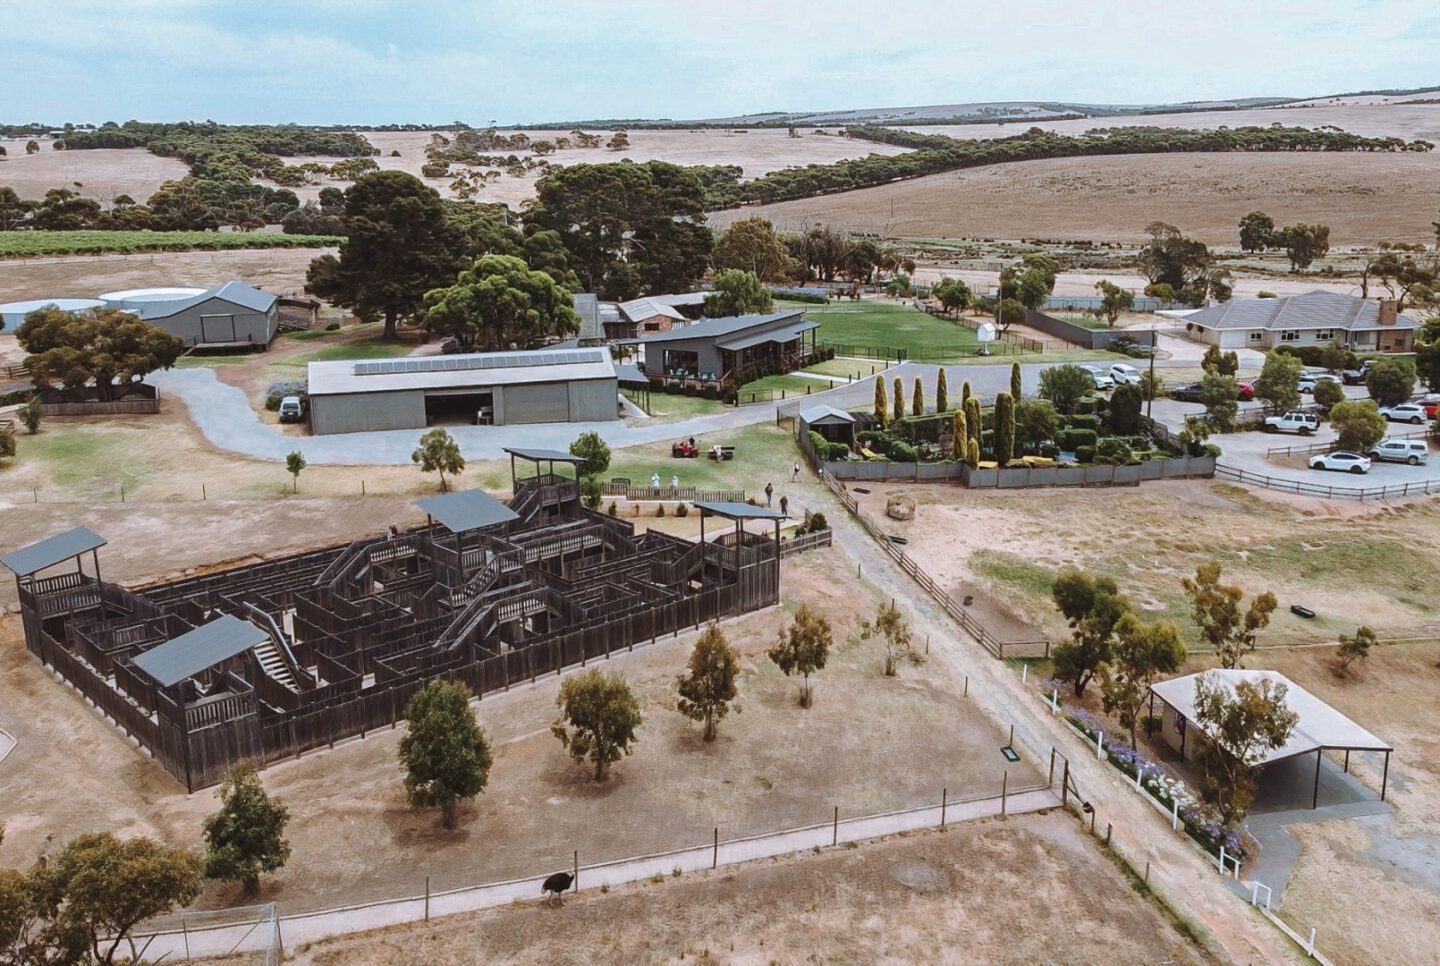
[1170,381,1255,402]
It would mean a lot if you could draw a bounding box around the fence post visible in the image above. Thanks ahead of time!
[425,875,430,921]
[833,805,838,846]
[941,787,947,828]
[1001,771,1008,816]
[201,483,206,501]
[573,850,579,892]
[1048,748,1055,785]
[1171,798,1179,831]
[1219,846,1226,874]
[713,827,718,869]
[1105,822,1112,846]
[1096,730,1104,760]
[181,911,189,959]
[1061,760,1070,808]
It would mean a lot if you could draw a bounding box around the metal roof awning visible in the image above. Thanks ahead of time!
[417,489,522,533]
[693,501,789,521]
[503,447,588,464]
[614,362,649,385]
[1150,670,1393,764]
[132,615,270,688]
[0,526,107,577]
[799,404,856,425]
[717,320,820,352]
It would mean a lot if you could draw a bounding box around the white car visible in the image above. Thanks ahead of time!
[1308,451,1371,474]
[1080,365,1115,391]
[1378,403,1428,424]
[1109,363,1142,386]
[1298,373,1342,393]
[1367,438,1429,465]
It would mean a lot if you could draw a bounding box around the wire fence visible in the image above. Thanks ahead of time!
[1214,463,1440,501]
[1263,426,1431,458]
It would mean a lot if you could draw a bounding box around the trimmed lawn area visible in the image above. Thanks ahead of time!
[799,300,983,358]
[627,389,729,422]
[741,373,838,399]
[606,422,798,497]
[803,357,893,380]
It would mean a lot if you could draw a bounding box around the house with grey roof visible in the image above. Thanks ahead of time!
[621,310,820,388]
[1180,290,1416,353]
[137,281,281,350]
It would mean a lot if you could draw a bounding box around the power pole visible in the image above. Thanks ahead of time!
[1147,323,1157,420]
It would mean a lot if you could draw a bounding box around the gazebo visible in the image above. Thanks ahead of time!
[1149,669,1394,809]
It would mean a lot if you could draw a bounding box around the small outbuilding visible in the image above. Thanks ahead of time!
[798,404,857,448]
[1150,669,1393,809]
[307,346,620,436]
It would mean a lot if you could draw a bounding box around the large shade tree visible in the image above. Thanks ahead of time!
[423,254,580,350]
[712,216,796,281]
[18,308,185,401]
[399,680,493,828]
[306,171,462,339]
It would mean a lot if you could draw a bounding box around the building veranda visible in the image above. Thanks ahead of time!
[2,453,784,791]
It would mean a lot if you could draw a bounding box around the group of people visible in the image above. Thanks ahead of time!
[763,481,790,518]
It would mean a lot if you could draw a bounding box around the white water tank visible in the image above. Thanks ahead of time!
[99,287,206,310]
[0,297,106,333]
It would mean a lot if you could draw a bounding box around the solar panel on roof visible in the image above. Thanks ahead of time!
[349,348,610,378]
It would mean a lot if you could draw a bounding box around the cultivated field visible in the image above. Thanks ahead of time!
[0,247,328,302]
[0,549,1040,915]
[900,100,1440,143]
[0,141,189,203]
[721,151,1440,246]
[270,128,911,208]
[278,811,1205,966]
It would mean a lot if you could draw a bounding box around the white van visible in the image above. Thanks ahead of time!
[1367,438,1429,465]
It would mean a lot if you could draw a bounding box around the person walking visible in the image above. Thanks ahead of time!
[764,482,774,507]
[779,494,789,518]
[651,471,661,492]
[791,460,801,482]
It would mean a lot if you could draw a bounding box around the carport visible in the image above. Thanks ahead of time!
[1150,669,1393,808]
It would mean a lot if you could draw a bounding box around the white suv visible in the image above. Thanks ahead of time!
[1263,411,1319,435]
[1367,438,1430,465]
[1080,365,1115,390]
[1378,403,1429,424]
[1109,363,1142,386]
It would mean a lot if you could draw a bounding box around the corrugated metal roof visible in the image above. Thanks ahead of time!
[1150,669,1392,764]
[613,362,648,384]
[626,310,808,345]
[618,297,686,323]
[1184,291,1419,332]
[131,615,270,688]
[417,489,521,533]
[717,320,820,352]
[0,526,107,577]
[504,447,587,463]
[572,293,604,342]
[308,347,618,396]
[138,281,277,321]
[694,501,788,521]
[799,404,856,425]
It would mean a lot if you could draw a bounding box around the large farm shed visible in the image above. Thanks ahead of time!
[2,456,787,791]
[129,281,281,349]
[306,346,620,435]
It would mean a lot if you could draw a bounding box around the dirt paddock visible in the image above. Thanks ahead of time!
[276,811,1205,966]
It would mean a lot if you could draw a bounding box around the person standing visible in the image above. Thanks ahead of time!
[779,494,789,518]
[791,460,801,482]
[764,482,774,507]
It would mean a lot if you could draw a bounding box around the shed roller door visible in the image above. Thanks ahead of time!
[502,382,570,424]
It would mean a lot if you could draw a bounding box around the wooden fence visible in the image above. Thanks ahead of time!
[601,481,745,503]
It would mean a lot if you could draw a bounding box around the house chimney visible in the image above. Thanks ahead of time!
[1378,299,1399,325]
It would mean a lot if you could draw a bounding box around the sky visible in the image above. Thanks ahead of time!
[4,0,1440,125]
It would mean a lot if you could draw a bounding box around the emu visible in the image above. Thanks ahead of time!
[542,871,574,904]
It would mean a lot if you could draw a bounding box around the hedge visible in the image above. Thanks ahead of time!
[1075,444,1096,463]
[1056,428,1097,451]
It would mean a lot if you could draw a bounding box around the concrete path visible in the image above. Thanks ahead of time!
[0,726,14,768]
[133,787,1058,960]
[149,368,783,465]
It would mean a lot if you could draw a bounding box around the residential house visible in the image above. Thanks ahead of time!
[1180,290,1417,353]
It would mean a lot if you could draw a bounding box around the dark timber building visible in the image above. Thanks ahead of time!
[3,455,784,791]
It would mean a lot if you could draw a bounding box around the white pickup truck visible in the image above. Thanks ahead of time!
[1262,411,1320,436]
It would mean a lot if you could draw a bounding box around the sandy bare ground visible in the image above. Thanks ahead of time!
[271,129,910,209]
[721,151,1440,246]
[901,101,1440,142]
[858,479,1440,652]
[0,550,1040,914]
[0,247,328,302]
[275,811,1206,966]
[0,142,190,204]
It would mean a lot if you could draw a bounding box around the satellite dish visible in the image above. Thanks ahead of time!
[976,322,997,355]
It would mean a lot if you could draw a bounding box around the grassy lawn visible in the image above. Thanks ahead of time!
[803,357,893,380]
[795,301,984,358]
[174,354,255,369]
[627,389,728,422]
[606,422,799,497]
[741,373,837,398]
[1050,314,1112,331]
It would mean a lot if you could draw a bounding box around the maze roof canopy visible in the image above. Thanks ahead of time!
[132,615,270,688]
[0,526,106,576]
[417,488,521,534]
[693,502,788,521]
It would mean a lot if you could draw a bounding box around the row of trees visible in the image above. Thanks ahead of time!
[729,123,1433,207]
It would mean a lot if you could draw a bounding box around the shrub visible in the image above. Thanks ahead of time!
[607,501,618,517]
[806,511,829,532]
[675,502,689,518]
[1039,443,1060,459]
[889,440,918,462]
[1094,437,1135,465]
[1075,444,1096,463]
[1057,428,1097,451]
[656,504,666,517]
[580,474,602,509]
[1068,413,1099,431]
[265,380,309,411]
[1257,290,1277,298]
[324,321,341,331]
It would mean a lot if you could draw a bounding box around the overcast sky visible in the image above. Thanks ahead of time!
[5,0,1439,124]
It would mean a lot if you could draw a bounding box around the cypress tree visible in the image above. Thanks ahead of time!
[892,377,904,424]
[874,375,887,426]
[966,438,980,468]
[962,380,972,405]
[964,396,983,449]
[951,407,967,459]
[995,391,1016,466]
[936,368,948,412]
[912,377,924,416]
[1011,362,1022,400]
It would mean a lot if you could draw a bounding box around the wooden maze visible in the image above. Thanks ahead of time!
[3,450,784,790]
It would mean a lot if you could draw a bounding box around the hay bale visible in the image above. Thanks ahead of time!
[886,494,916,521]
